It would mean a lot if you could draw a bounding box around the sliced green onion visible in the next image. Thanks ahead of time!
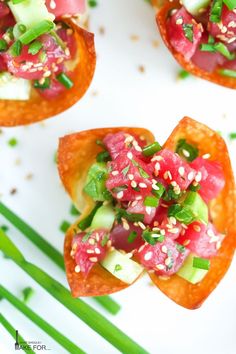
[127,231,138,243]
[22,286,34,304]
[96,150,111,163]
[176,139,199,162]
[183,24,194,42]
[168,204,195,224]
[162,186,181,201]
[200,43,215,52]
[208,35,215,44]
[152,182,165,198]
[142,229,164,245]
[144,196,159,207]
[223,0,236,10]
[214,42,235,60]
[9,40,22,57]
[8,138,18,147]
[56,72,74,89]
[28,40,43,55]
[59,220,71,233]
[0,39,7,52]
[218,68,236,78]
[19,20,54,45]
[88,0,98,7]
[193,257,210,270]
[116,208,144,223]
[78,202,103,230]
[142,141,162,156]
[70,204,81,216]
[0,313,36,354]
[33,78,51,90]
[176,243,186,254]
[13,23,27,39]
[189,183,201,192]
[12,0,27,3]
[229,132,236,140]
[178,69,190,79]
[210,0,223,23]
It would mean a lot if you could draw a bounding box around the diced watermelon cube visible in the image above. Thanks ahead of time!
[176,221,224,258]
[103,132,146,160]
[190,157,225,202]
[208,5,236,43]
[110,223,144,252]
[127,200,157,224]
[137,237,190,276]
[106,151,153,201]
[167,7,202,60]
[148,149,196,191]
[72,229,108,275]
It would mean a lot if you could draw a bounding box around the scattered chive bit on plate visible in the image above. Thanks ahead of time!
[8,138,18,147]
[22,286,35,304]
[229,132,236,140]
[88,0,98,7]
[60,220,71,233]
[178,69,190,80]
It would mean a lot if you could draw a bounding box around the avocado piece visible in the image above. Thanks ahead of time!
[101,249,144,284]
[9,0,55,28]
[177,253,208,284]
[90,204,115,231]
[182,0,211,16]
[183,191,208,225]
[84,162,110,201]
[0,72,31,100]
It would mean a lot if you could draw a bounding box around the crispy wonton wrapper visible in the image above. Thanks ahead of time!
[155,0,236,89]
[0,19,96,127]
[58,119,236,308]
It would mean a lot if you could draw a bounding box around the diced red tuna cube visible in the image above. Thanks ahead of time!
[167,7,202,60]
[0,3,10,19]
[106,151,153,201]
[191,33,226,72]
[37,77,66,99]
[56,27,77,59]
[208,5,236,43]
[127,200,157,224]
[46,0,85,18]
[190,157,225,202]
[103,132,146,160]
[159,216,182,240]
[0,55,7,72]
[137,237,190,276]
[72,229,108,275]
[4,34,69,80]
[149,149,196,191]
[110,223,144,252]
[176,222,224,258]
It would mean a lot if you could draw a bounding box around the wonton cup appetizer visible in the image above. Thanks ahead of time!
[155,0,236,89]
[0,0,95,126]
[58,118,236,309]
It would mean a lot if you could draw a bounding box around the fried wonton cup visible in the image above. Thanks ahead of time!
[0,19,96,127]
[58,127,154,297]
[156,0,236,89]
[58,119,236,307]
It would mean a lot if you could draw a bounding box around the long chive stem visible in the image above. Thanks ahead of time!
[0,230,148,354]
[0,202,120,315]
[0,313,36,354]
[0,285,85,354]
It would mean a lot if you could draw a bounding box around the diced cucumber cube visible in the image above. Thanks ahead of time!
[177,253,208,284]
[183,192,208,225]
[0,73,31,100]
[90,204,115,231]
[84,162,110,201]
[182,0,211,16]
[9,0,55,28]
[101,249,144,284]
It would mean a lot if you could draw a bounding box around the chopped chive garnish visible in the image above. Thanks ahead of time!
[8,138,18,147]
[210,0,223,23]
[112,185,127,193]
[101,233,110,246]
[138,166,150,178]
[214,42,235,60]
[144,196,159,207]
[82,231,93,243]
[12,0,27,3]
[0,225,9,232]
[22,286,34,304]
[189,183,201,192]
[142,141,162,156]
[70,204,81,216]
[59,220,71,233]
[152,182,165,198]
[127,231,138,243]
[96,139,105,147]
[34,78,51,90]
[142,229,164,245]
[28,40,43,55]
[0,39,7,52]
[193,257,210,270]
[9,40,22,57]
[176,139,198,162]
[183,24,194,42]
[56,72,74,89]
[116,208,144,223]
[162,185,181,201]
[19,20,54,45]
[176,243,186,253]
[229,132,236,140]
[168,204,195,224]
[178,69,190,79]
[200,43,215,52]
[114,264,122,272]
[122,165,130,176]
[223,0,236,10]
[218,68,236,78]
[208,35,215,44]
[78,202,103,230]
[96,150,111,163]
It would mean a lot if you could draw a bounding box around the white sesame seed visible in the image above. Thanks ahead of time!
[195,172,202,183]
[183,239,190,246]
[165,257,172,266]
[87,249,94,254]
[138,244,145,253]
[161,245,168,253]
[193,225,201,232]
[117,191,124,199]
[178,166,185,177]
[146,206,152,215]
[207,229,215,237]
[187,171,194,181]
[89,257,98,263]
[128,174,134,180]
[155,162,161,171]
[160,229,165,236]
[89,238,95,245]
[176,18,183,25]
[95,248,101,254]
[156,264,165,270]
[138,222,146,230]
[75,265,81,273]
[139,183,147,188]
[131,180,137,188]
[202,153,211,159]
[144,252,153,261]
[112,170,119,176]
[127,152,133,159]
[182,149,190,158]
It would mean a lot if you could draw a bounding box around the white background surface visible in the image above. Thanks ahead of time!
[0,1,236,353]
